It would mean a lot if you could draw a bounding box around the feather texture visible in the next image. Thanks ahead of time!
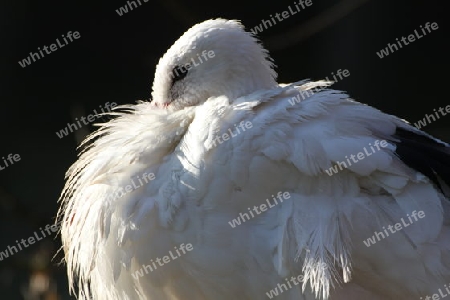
[58,19,450,300]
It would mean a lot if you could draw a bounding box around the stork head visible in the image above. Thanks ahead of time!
[151,19,278,110]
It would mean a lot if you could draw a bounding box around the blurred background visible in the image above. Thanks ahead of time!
[0,0,447,298]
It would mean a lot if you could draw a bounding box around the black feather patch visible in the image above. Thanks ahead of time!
[171,64,190,84]
[389,127,450,194]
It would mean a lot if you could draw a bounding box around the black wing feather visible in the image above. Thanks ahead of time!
[390,127,450,194]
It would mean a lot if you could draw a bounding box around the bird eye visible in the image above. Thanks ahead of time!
[171,64,190,83]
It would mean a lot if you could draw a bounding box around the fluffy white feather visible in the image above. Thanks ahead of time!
[58,19,450,300]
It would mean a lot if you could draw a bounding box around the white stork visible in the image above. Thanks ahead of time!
[58,19,450,300]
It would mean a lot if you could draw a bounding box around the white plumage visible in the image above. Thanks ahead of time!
[58,19,450,300]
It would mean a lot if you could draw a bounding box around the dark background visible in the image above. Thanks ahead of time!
[0,0,447,298]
